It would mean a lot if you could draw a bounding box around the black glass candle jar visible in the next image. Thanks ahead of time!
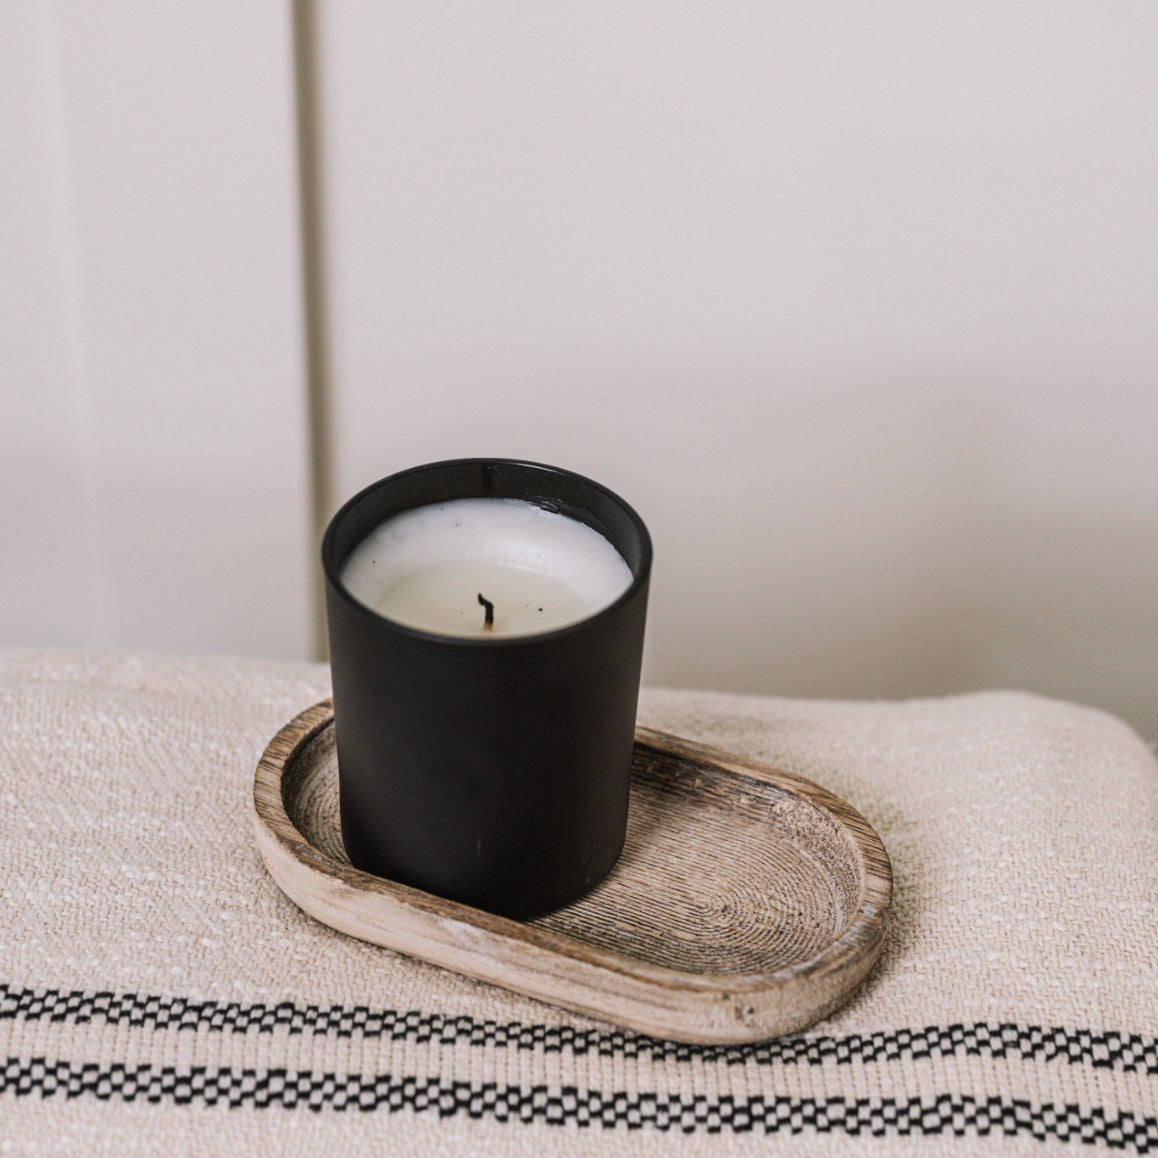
[322,459,651,919]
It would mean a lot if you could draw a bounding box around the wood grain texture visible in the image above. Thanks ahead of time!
[253,700,892,1043]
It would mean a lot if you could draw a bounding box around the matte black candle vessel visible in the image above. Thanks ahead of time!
[322,459,652,919]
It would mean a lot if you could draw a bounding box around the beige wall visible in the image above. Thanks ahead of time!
[4,2,1157,740]
[1,1,314,660]
[312,3,1158,737]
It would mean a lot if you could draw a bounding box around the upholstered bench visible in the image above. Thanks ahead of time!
[3,649,1155,1154]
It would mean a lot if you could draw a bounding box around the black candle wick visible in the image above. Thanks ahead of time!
[477,593,495,629]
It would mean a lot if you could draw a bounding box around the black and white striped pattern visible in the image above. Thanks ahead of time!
[4,984,1157,1149]
[1,1057,1156,1149]
[4,984,1156,1071]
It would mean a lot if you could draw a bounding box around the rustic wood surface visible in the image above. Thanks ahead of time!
[253,700,892,1044]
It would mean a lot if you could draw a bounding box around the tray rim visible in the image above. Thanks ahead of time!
[253,699,892,1042]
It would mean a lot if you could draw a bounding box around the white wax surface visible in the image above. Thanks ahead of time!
[340,498,633,637]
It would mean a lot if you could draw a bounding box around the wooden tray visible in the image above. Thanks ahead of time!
[253,700,891,1044]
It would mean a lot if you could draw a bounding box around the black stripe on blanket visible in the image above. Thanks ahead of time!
[2,983,1156,1073]
[3,1059,1158,1148]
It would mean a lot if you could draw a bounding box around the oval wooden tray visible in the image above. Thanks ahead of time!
[253,700,891,1044]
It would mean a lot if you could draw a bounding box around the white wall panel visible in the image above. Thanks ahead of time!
[1,1,314,660]
[1,0,107,645]
[312,2,1158,737]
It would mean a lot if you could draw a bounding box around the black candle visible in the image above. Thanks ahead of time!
[322,459,652,919]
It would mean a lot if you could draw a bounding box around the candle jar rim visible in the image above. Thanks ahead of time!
[322,458,652,647]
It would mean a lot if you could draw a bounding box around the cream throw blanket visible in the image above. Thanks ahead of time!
[1,648,1156,1155]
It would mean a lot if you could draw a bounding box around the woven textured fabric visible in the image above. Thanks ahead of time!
[1,647,1156,1156]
